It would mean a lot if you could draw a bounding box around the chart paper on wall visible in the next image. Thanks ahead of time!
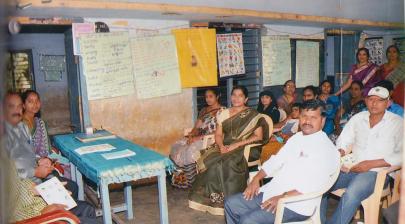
[295,41,320,88]
[217,33,245,77]
[262,36,291,86]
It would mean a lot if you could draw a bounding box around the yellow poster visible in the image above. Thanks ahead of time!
[172,29,218,88]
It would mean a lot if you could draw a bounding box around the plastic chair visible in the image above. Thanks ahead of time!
[278,109,287,122]
[244,114,274,183]
[331,165,402,224]
[15,210,80,224]
[274,164,341,224]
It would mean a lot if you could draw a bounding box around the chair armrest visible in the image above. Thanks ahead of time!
[15,210,80,224]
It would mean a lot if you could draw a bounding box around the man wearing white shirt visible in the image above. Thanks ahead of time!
[322,86,403,224]
[224,99,340,224]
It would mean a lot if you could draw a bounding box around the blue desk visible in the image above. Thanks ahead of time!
[53,133,174,224]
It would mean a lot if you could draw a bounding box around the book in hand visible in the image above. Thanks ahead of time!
[75,130,116,143]
[35,177,77,210]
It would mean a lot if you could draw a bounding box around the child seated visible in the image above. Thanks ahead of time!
[272,103,301,142]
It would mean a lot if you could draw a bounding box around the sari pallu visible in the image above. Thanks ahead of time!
[188,108,270,215]
[349,63,380,96]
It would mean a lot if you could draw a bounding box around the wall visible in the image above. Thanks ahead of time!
[83,18,192,155]
[9,34,71,135]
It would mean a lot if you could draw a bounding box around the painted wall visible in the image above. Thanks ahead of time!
[9,34,71,135]
[83,18,192,155]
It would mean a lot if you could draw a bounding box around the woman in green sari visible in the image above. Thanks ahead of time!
[189,86,271,215]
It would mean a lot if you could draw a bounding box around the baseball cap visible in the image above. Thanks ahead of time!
[367,86,389,99]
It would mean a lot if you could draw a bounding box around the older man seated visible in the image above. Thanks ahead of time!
[321,86,403,224]
[224,100,340,224]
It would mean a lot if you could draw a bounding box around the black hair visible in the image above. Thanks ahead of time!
[375,80,394,92]
[351,80,364,90]
[303,85,318,96]
[386,44,400,59]
[232,85,249,98]
[258,90,278,111]
[205,88,220,98]
[21,89,41,117]
[356,47,370,62]
[292,102,302,109]
[320,80,334,93]
[283,80,295,87]
[300,99,326,117]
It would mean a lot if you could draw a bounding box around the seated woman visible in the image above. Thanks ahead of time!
[318,80,339,136]
[334,81,366,135]
[21,90,71,178]
[277,80,297,115]
[257,90,280,124]
[170,88,224,188]
[188,86,271,215]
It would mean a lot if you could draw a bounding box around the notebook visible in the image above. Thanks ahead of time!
[35,177,77,210]
[101,149,136,160]
[75,143,116,155]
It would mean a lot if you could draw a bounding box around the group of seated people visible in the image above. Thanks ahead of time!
[3,91,98,223]
[168,44,404,224]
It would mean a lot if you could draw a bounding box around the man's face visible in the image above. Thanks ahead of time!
[365,96,389,115]
[4,94,23,126]
[303,89,315,101]
[299,108,325,135]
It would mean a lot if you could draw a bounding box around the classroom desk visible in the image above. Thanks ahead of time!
[53,133,174,224]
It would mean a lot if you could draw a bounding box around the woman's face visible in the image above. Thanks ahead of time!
[349,83,362,98]
[284,81,296,95]
[231,89,248,107]
[321,82,332,95]
[387,47,400,62]
[357,50,369,64]
[260,95,272,107]
[303,89,316,101]
[205,90,218,106]
[24,93,41,114]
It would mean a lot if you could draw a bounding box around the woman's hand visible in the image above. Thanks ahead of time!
[219,145,229,153]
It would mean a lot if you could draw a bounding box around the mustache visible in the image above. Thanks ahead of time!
[302,124,313,128]
[12,113,22,117]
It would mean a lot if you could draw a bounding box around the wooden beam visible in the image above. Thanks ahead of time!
[9,16,73,25]
[15,0,403,29]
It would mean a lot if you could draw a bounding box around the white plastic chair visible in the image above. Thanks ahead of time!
[278,109,287,122]
[274,164,341,224]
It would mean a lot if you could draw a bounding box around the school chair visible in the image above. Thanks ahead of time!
[274,164,341,224]
[244,114,274,183]
[331,165,402,224]
[15,210,80,224]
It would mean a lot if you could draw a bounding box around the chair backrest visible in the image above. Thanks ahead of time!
[261,114,274,139]
[15,210,80,224]
[278,109,287,122]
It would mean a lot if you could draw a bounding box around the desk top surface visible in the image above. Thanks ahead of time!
[53,132,173,185]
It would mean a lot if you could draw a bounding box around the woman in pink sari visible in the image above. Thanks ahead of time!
[335,48,380,97]
[379,45,404,107]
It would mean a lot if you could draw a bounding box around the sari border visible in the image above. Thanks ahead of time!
[188,200,224,216]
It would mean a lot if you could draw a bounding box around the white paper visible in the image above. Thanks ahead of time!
[101,149,136,160]
[35,177,77,210]
[295,41,320,88]
[262,36,291,86]
[75,143,116,155]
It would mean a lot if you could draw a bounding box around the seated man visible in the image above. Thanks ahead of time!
[224,100,340,224]
[322,86,403,224]
[3,92,77,199]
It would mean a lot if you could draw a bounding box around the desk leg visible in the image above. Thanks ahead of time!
[124,182,133,219]
[100,180,112,224]
[157,170,169,224]
[70,163,76,182]
[75,167,84,201]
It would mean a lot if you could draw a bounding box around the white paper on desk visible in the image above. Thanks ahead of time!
[75,143,116,155]
[101,149,136,160]
[35,177,77,210]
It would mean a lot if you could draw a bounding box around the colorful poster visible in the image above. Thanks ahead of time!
[72,23,95,55]
[295,41,320,88]
[79,32,135,100]
[216,33,245,77]
[262,36,291,86]
[131,35,181,99]
[172,29,218,88]
[365,38,384,65]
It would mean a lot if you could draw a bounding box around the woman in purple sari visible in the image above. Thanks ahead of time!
[335,48,380,97]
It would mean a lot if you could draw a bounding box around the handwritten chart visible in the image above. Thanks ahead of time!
[262,36,291,86]
[72,23,94,55]
[80,32,135,100]
[131,35,181,99]
[217,33,245,77]
[295,41,319,88]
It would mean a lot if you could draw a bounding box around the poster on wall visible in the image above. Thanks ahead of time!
[72,23,95,55]
[295,41,319,88]
[365,38,384,65]
[79,32,135,100]
[216,33,245,77]
[131,35,181,99]
[261,36,291,86]
[172,28,218,88]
